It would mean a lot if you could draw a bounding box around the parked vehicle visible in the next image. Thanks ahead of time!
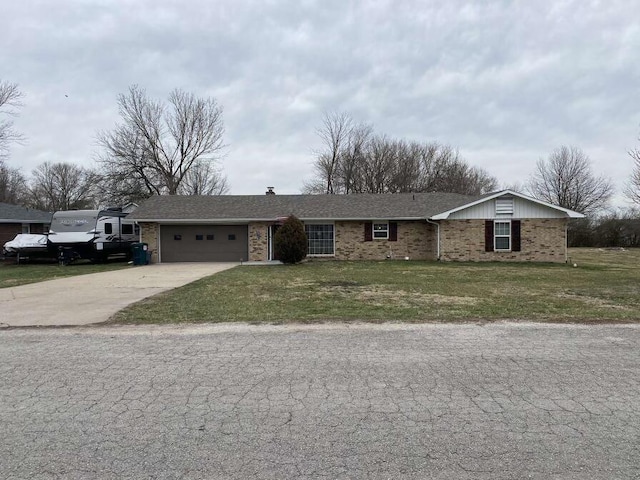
[3,233,50,258]
[47,208,139,263]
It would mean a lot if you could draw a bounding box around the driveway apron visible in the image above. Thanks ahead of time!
[0,263,237,327]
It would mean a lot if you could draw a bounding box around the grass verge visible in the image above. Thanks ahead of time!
[0,260,130,288]
[110,248,640,324]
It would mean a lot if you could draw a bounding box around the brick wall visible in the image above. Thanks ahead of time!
[139,222,159,263]
[334,221,436,260]
[0,223,22,248]
[439,219,568,263]
[248,222,270,261]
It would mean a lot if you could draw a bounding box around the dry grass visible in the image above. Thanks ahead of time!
[110,248,640,324]
[0,259,130,288]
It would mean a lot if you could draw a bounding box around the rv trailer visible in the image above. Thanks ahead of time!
[47,208,139,262]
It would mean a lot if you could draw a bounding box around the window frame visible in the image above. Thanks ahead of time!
[372,222,389,240]
[494,220,511,251]
[304,222,335,256]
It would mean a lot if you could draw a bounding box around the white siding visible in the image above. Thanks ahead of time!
[447,196,568,219]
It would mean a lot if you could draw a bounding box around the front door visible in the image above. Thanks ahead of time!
[268,224,280,260]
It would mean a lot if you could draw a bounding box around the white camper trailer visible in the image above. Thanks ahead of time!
[47,208,139,262]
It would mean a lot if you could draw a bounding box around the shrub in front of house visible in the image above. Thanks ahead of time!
[274,215,308,264]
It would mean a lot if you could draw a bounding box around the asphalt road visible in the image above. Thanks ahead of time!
[1,323,639,479]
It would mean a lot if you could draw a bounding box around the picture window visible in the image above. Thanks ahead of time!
[304,224,335,255]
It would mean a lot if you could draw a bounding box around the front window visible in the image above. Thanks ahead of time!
[494,221,511,251]
[373,223,389,239]
[21,224,30,234]
[305,224,334,256]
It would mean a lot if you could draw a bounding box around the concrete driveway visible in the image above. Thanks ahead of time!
[0,263,237,327]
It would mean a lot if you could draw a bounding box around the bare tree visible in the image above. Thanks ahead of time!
[335,123,372,193]
[313,112,354,194]
[305,113,497,196]
[624,146,640,205]
[528,146,613,215]
[179,160,229,195]
[0,159,28,204]
[28,162,101,211]
[97,85,227,202]
[0,81,24,159]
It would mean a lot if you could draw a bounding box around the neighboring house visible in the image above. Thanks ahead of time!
[0,203,52,248]
[128,190,584,264]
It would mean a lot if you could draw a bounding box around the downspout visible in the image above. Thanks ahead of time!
[565,219,569,263]
[426,219,440,260]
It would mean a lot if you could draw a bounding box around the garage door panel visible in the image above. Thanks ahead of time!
[160,225,248,262]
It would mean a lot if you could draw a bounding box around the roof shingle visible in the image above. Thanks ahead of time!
[128,193,481,222]
[0,203,52,223]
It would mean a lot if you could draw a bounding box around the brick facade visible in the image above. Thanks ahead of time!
[334,221,436,260]
[138,218,568,263]
[244,220,437,262]
[439,219,568,263]
[248,222,270,261]
[139,222,160,263]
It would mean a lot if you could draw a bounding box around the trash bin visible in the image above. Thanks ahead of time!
[131,243,149,265]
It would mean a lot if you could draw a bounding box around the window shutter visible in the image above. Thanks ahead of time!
[512,220,521,252]
[485,220,494,252]
[389,222,398,241]
[364,222,372,241]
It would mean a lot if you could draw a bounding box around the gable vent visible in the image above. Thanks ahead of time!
[496,198,514,215]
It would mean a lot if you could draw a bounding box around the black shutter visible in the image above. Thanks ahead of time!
[389,222,398,241]
[485,220,494,252]
[512,220,521,252]
[364,222,372,241]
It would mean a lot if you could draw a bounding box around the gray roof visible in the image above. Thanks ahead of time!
[128,193,481,222]
[0,203,52,223]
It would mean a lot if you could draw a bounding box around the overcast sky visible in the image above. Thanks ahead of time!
[2,0,639,205]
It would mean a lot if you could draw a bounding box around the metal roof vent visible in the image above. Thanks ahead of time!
[266,187,275,195]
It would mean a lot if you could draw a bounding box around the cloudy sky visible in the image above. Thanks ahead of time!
[2,0,639,205]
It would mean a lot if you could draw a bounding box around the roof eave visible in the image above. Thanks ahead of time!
[131,216,428,223]
[0,218,51,223]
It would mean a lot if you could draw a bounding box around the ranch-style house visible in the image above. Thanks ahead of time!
[129,189,584,264]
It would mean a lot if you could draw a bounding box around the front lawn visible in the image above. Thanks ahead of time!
[0,260,131,288]
[110,248,640,324]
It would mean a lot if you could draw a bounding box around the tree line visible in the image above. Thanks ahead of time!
[304,112,497,195]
